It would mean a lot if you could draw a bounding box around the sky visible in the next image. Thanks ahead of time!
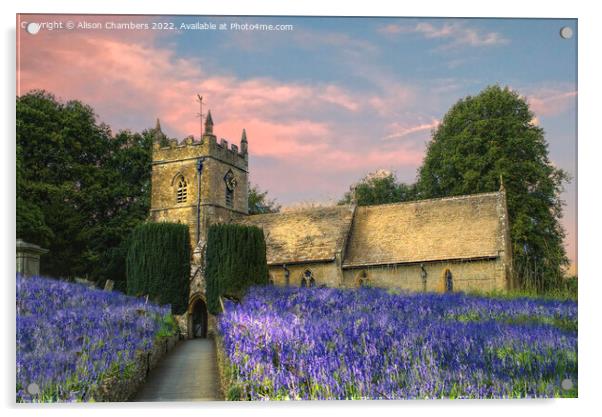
[16,15,577,271]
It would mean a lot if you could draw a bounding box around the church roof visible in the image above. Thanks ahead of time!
[238,191,505,268]
[240,206,355,265]
[342,192,503,268]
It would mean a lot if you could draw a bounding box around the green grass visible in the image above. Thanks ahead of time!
[467,277,577,302]
[156,313,179,338]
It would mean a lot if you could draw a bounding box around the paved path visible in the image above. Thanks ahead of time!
[133,338,220,402]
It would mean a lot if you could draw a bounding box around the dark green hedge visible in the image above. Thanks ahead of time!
[126,222,190,314]
[206,224,268,314]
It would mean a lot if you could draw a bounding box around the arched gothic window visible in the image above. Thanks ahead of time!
[301,269,316,288]
[224,169,236,208]
[176,176,187,203]
[356,270,369,288]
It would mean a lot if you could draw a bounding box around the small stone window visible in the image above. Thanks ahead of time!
[225,188,234,208]
[176,176,187,203]
[300,269,316,288]
[356,270,369,288]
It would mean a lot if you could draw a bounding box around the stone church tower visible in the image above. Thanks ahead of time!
[149,112,249,338]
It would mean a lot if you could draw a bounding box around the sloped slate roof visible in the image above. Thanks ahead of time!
[342,192,502,268]
[239,206,355,265]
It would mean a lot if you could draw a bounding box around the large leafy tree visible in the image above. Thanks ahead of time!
[248,183,280,214]
[339,170,415,206]
[416,85,570,292]
[87,129,153,291]
[16,143,53,247]
[17,90,152,288]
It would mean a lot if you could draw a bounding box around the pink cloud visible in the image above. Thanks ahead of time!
[19,30,354,141]
[320,146,424,172]
[367,84,416,117]
[380,24,403,35]
[382,119,440,140]
[318,85,361,112]
[18,25,424,205]
[526,89,577,117]
[216,118,331,158]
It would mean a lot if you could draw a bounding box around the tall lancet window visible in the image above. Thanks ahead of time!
[176,176,188,203]
[224,169,237,209]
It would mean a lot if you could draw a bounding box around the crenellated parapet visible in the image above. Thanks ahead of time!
[152,114,248,173]
[153,137,248,171]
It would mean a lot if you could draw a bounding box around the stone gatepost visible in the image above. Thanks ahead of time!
[16,239,48,276]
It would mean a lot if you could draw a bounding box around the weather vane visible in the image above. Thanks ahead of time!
[196,94,205,138]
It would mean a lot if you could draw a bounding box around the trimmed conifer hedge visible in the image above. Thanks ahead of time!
[206,224,268,315]
[126,222,191,314]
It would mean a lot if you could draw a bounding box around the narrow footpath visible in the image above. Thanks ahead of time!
[133,338,220,402]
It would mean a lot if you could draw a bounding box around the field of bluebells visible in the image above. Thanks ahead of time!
[219,286,577,400]
[16,275,176,402]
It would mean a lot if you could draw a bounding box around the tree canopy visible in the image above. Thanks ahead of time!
[338,170,415,206]
[416,85,570,291]
[16,90,153,289]
[248,183,281,214]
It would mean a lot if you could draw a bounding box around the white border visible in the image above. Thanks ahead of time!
[3,1,599,416]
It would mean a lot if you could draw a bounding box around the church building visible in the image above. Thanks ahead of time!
[149,112,514,338]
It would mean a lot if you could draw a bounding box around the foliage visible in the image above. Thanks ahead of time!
[219,286,577,400]
[126,222,191,314]
[339,170,415,206]
[561,276,578,298]
[248,183,281,214]
[16,275,173,402]
[156,313,179,338]
[415,85,570,292]
[205,224,269,315]
[473,276,578,301]
[16,143,54,247]
[16,91,153,287]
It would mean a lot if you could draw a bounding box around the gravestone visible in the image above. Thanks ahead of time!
[16,239,48,276]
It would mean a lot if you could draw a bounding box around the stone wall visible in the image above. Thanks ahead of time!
[265,257,506,292]
[199,157,248,215]
[87,334,179,402]
[215,334,234,400]
[269,258,510,292]
[268,261,342,288]
[342,258,507,292]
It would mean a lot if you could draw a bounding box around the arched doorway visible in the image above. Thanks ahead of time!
[189,297,208,338]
